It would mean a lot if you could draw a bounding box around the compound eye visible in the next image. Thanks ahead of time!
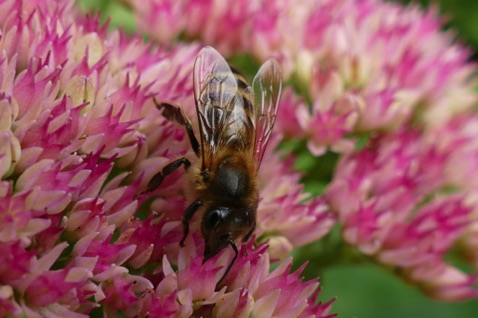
[204,208,226,229]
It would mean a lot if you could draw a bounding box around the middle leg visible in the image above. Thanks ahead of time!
[142,157,191,195]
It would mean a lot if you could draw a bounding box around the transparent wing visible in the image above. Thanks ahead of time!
[193,47,255,169]
[251,58,282,169]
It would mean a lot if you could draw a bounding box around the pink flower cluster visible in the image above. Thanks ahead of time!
[0,0,334,316]
[126,0,478,303]
[2,0,478,315]
[129,0,477,155]
[326,128,478,300]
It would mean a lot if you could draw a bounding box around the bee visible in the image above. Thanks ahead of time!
[145,46,282,281]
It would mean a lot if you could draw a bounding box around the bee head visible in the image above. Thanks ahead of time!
[201,206,254,260]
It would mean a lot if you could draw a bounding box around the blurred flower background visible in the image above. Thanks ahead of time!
[2,0,478,317]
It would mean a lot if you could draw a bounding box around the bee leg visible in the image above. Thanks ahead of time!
[241,222,256,257]
[242,223,256,242]
[180,199,203,247]
[143,157,191,194]
[154,99,200,156]
[217,240,238,284]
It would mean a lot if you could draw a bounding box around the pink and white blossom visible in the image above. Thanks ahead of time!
[0,0,335,316]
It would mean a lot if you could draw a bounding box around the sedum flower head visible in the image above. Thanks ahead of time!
[0,0,334,316]
[3,0,478,315]
[126,0,478,304]
[326,129,478,300]
[129,0,476,153]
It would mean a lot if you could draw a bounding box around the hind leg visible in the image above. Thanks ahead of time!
[154,99,200,156]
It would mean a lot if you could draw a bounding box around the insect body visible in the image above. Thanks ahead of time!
[146,46,282,281]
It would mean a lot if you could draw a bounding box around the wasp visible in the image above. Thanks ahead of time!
[145,46,282,282]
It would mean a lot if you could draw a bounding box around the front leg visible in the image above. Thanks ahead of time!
[217,240,238,284]
[242,220,256,242]
[180,199,203,247]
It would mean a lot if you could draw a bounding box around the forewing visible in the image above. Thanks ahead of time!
[251,58,282,169]
[193,47,254,168]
